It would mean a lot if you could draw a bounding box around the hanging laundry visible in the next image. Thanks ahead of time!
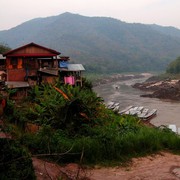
[64,76,75,85]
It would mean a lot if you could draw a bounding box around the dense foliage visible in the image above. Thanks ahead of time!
[5,82,103,134]
[0,43,11,54]
[166,56,180,74]
[1,13,180,73]
[0,138,35,179]
[3,82,180,166]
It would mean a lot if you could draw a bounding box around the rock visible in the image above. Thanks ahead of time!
[133,79,180,101]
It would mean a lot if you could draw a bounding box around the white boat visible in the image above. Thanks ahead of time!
[107,101,115,109]
[124,106,137,115]
[118,105,157,121]
[124,107,134,114]
[124,110,130,115]
[137,106,144,112]
[168,124,177,133]
[138,108,149,118]
[111,102,120,109]
[142,109,157,120]
[118,105,133,114]
[129,107,139,115]
[113,105,120,111]
[136,108,144,116]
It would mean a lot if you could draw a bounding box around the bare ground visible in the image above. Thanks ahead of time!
[32,152,180,180]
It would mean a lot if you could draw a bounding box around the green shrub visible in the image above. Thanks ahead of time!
[4,82,180,166]
[0,138,35,179]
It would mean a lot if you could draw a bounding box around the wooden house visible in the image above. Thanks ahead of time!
[3,42,60,98]
[2,42,85,99]
[3,42,60,85]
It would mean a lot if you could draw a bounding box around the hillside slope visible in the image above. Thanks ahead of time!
[1,12,180,73]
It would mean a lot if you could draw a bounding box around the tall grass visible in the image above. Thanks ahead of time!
[21,124,180,165]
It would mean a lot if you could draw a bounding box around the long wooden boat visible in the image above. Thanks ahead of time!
[138,108,149,118]
[113,105,120,111]
[111,102,120,109]
[118,105,133,114]
[120,105,157,121]
[107,101,115,109]
[142,109,157,121]
[107,103,157,121]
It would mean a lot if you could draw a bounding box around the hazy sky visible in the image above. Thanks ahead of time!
[1,0,180,30]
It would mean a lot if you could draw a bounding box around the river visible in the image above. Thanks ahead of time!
[93,76,180,128]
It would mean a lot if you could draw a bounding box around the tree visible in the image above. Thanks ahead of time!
[0,43,11,54]
[166,56,180,74]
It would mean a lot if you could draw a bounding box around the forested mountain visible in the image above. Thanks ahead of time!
[1,12,180,73]
[149,24,180,38]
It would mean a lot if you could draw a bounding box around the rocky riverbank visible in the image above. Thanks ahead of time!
[132,79,180,101]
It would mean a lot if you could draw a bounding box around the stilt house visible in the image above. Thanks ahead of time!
[2,42,85,99]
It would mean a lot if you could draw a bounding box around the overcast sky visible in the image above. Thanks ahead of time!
[1,0,180,30]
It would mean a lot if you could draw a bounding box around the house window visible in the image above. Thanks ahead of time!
[10,57,18,68]
[23,58,36,69]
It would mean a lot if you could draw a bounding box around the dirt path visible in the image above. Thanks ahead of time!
[32,152,180,180]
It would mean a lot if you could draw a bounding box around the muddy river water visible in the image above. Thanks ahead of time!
[93,77,180,128]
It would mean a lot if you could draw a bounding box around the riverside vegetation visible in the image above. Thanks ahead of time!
[1,78,180,179]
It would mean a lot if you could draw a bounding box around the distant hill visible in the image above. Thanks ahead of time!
[1,12,180,73]
[149,24,180,38]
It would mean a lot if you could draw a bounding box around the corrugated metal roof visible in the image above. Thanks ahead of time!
[67,64,85,71]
